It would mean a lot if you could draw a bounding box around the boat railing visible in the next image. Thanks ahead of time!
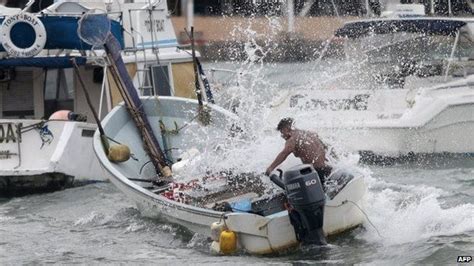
[38,10,123,19]
[121,27,148,89]
[125,7,166,50]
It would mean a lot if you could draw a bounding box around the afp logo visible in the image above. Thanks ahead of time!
[457,256,472,263]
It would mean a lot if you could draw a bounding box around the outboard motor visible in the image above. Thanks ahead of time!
[270,164,327,245]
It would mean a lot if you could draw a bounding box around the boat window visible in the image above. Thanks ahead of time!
[343,29,473,82]
[150,65,173,96]
[44,69,74,100]
[44,69,58,100]
[353,33,453,63]
[347,27,474,63]
[457,28,474,60]
[43,68,74,118]
[1,69,34,118]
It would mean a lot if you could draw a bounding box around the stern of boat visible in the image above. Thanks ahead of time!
[0,119,102,195]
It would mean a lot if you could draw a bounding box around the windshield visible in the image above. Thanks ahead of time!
[335,22,474,88]
[345,30,472,63]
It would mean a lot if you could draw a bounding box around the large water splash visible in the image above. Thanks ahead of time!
[176,16,365,178]
[177,17,474,246]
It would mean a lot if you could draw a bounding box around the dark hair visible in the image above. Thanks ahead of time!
[277,117,294,130]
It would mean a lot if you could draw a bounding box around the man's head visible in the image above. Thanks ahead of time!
[277,117,294,140]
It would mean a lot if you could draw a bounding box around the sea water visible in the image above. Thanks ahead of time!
[1,21,473,264]
[1,162,472,264]
[1,60,473,264]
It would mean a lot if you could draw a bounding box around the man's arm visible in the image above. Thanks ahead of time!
[265,138,295,175]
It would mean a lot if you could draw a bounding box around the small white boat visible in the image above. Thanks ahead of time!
[0,1,205,194]
[270,9,474,162]
[93,96,367,255]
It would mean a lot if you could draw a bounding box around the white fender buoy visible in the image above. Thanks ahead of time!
[0,12,47,57]
[171,148,200,174]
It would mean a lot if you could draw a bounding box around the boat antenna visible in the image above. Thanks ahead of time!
[186,26,211,125]
[22,0,35,12]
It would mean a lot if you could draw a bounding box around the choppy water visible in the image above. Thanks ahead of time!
[2,50,474,263]
[1,161,473,264]
[1,61,473,264]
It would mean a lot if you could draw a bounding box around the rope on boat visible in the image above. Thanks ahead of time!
[186,26,211,125]
[159,113,200,135]
[326,200,383,238]
[19,120,45,133]
[150,97,206,167]
[19,119,86,134]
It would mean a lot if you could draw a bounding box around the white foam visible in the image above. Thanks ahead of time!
[73,211,105,226]
[361,177,474,245]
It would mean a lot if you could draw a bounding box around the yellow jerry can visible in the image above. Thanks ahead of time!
[219,230,237,255]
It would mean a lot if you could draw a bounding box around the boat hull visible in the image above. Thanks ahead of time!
[100,156,366,254]
[0,173,73,196]
[270,75,474,160]
[0,119,103,195]
[94,97,367,255]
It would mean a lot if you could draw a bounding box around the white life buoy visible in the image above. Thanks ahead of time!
[0,12,46,57]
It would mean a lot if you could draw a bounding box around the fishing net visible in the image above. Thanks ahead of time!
[77,11,111,47]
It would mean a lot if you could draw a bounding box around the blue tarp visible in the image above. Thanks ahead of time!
[335,19,467,38]
[0,56,87,68]
[0,15,124,51]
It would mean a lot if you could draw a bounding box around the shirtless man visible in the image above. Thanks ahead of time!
[265,117,332,182]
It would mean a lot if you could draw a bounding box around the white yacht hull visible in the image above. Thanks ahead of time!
[0,119,103,194]
[270,76,474,159]
[316,104,474,157]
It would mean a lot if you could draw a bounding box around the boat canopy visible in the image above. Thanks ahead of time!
[0,56,87,68]
[0,16,124,52]
[335,19,467,38]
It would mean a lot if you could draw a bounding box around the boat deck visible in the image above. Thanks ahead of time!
[135,170,355,217]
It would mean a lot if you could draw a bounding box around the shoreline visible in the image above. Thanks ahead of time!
[171,16,351,61]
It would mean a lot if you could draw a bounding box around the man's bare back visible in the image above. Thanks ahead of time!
[290,130,327,169]
[265,118,331,177]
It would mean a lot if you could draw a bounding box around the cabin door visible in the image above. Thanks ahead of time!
[43,69,74,119]
[142,64,174,96]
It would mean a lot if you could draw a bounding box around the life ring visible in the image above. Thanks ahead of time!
[0,12,46,57]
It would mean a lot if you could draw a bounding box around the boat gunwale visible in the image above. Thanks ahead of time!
[93,96,239,219]
[94,97,368,231]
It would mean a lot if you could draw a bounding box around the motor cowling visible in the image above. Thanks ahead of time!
[272,164,327,245]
